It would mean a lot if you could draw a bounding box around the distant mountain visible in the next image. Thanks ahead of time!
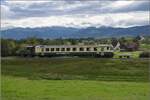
[1,25,150,39]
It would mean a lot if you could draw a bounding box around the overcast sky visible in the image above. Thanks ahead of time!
[1,0,150,29]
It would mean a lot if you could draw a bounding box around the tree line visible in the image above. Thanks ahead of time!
[1,36,150,57]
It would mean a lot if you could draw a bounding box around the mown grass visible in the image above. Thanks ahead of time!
[2,76,150,100]
[1,57,149,81]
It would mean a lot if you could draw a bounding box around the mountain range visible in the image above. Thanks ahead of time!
[1,25,150,39]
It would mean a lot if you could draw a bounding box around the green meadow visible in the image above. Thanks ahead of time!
[113,51,142,58]
[1,57,150,100]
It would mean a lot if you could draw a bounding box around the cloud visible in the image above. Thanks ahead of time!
[1,0,149,29]
[1,11,149,29]
[2,0,149,18]
[1,4,14,19]
[106,0,149,13]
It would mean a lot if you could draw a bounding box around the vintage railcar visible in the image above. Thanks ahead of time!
[24,44,114,58]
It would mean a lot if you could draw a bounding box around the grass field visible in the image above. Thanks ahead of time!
[1,57,150,100]
[2,76,150,100]
[113,51,142,58]
[140,44,150,51]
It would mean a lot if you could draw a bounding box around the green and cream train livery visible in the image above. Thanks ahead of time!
[24,44,114,58]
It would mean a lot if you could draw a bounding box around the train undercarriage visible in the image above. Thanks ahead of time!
[35,52,114,58]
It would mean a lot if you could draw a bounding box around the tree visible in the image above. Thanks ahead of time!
[26,37,39,45]
[1,39,16,56]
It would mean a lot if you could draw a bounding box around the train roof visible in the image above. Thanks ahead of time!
[35,44,113,48]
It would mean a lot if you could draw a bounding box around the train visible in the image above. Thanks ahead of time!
[23,44,114,58]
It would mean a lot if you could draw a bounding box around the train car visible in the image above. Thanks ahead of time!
[25,44,114,58]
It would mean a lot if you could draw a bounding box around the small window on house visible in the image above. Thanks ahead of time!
[80,47,84,51]
[51,48,54,51]
[61,48,65,51]
[66,48,70,51]
[56,48,60,51]
[46,48,49,51]
[73,48,76,51]
[107,47,109,50]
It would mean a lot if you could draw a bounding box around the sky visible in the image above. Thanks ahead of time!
[1,0,150,29]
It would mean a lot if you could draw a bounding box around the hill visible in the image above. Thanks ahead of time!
[1,25,150,39]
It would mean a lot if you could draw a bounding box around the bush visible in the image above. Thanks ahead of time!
[139,51,150,58]
[104,52,114,58]
[16,48,34,57]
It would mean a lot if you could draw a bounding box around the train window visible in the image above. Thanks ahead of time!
[51,48,54,51]
[66,48,70,51]
[94,47,97,51]
[61,48,65,51]
[46,48,49,51]
[80,47,84,51]
[101,47,104,51]
[56,48,60,51]
[107,47,109,50]
[41,48,44,52]
[86,47,90,51]
[73,48,76,51]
